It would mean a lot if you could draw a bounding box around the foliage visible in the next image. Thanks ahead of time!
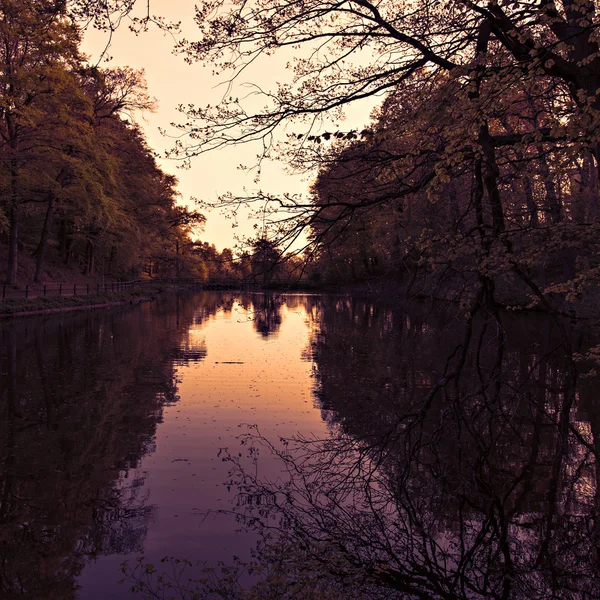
[0,0,240,284]
[159,0,600,310]
[176,0,600,154]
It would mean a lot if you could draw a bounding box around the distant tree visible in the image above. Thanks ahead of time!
[81,67,155,121]
[250,237,280,285]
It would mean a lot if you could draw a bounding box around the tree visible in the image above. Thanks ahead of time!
[29,74,107,283]
[82,66,155,121]
[177,0,600,154]
[0,25,212,285]
[305,64,600,307]
[162,0,600,309]
[82,116,207,279]
[0,0,83,284]
[250,237,280,284]
[64,0,174,33]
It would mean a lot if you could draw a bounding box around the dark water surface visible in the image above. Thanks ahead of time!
[1,292,599,599]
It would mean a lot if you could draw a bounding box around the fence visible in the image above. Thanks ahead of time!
[0,280,147,301]
[0,278,257,301]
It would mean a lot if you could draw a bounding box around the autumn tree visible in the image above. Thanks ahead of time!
[29,74,109,283]
[305,54,600,307]
[64,113,207,280]
[192,242,239,280]
[177,0,600,155]
[158,0,600,307]
[0,0,84,284]
[0,18,211,285]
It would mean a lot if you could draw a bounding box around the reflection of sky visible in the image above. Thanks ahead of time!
[81,1,376,250]
[78,298,326,599]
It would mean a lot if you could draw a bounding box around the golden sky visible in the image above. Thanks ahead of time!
[82,0,374,251]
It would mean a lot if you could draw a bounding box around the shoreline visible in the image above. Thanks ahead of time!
[0,296,156,319]
[0,282,335,319]
[0,285,166,319]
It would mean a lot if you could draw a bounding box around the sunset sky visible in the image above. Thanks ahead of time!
[82,1,375,251]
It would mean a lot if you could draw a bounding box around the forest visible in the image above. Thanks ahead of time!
[0,0,240,286]
[169,0,600,313]
[304,68,600,309]
[4,0,600,310]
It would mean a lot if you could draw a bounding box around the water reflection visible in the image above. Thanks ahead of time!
[237,293,285,338]
[0,292,318,599]
[0,295,211,599]
[2,293,599,598]
[170,340,207,365]
[214,297,600,599]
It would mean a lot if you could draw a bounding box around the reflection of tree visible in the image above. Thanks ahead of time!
[0,293,221,599]
[238,293,284,338]
[170,340,207,365]
[218,297,600,599]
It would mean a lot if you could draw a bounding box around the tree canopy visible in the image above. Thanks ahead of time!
[0,0,236,285]
[176,0,600,153]
[163,0,600,308]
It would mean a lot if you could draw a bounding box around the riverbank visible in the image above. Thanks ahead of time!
[0,284,166,318]
[0,279,345,319]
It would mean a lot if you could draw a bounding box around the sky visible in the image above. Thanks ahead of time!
[81,1,375,251]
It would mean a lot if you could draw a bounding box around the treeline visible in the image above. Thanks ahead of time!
[0,0,237,285]
[304,64,600,306]
[175,0,600,307]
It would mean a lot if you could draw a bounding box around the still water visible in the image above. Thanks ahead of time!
[1,292,599,599]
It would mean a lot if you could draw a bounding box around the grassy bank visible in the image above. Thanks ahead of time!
[0,285,166,317]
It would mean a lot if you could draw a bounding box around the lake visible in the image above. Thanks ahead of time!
[1,292,599,599]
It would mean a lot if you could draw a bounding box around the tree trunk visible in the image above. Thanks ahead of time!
[59,220,74,266]
[6,201,19,285]
[511,147,538,227]
[523,177,538,228]
[58,219,66,259]
[593,143,600,206]
[539,158,561,224]
[108,245,116,276]
[474,158,495,305]
[34,193,56,283]
[583,150,597,220]
[6,155,19,285]
[175,240,181,277]
[85,239,95,275]
[479,123,505,236]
